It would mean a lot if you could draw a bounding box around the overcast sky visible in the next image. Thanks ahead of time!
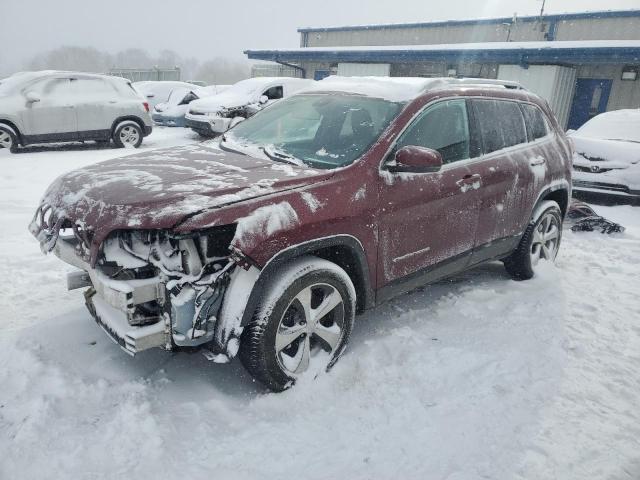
[1,0,638,74]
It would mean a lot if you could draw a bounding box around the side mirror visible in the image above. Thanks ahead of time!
[259,95,269,104]
[387,146,443,173]
[25,91,41,103]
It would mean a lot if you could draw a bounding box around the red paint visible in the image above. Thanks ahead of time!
[34,86,572,296]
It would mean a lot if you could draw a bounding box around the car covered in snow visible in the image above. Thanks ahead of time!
[30,76,572,391]
[0,71,153,152]
[152,84,230,127]
[133,80,200,110]
[569,109,640,199]
[184,77,314,137]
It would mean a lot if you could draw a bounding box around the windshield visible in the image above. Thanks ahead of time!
[224,93,404,169]
[0,72,45,95]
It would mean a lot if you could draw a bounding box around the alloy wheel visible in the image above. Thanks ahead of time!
[0,131,13,149]
[275,283,345,376]
[530,212,560,266]
[119,126,140,147]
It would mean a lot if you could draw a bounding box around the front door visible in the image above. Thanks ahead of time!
[20,77,78,138]
[567,78,612,130]
[377,99,480,299]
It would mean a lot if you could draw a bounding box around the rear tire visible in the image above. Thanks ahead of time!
[113,121,143,148]
[0,125,18,153]
[239,256,356,392]
[504,201,562,280]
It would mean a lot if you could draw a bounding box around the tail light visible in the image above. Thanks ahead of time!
[143,102,150,112]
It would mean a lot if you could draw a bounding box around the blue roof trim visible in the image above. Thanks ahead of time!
[297,9,640,33]
[245,46,640,65]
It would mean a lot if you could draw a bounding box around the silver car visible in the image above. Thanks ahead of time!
[0,71,153,152]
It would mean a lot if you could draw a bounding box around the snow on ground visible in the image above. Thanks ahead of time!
[1,128,639,479]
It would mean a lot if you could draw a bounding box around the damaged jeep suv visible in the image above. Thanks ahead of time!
[30,76,572,391]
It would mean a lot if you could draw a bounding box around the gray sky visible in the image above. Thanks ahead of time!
[1,0,639,74]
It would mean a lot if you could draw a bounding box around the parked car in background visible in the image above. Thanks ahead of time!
[152,84,230,127]
[569,109,640,200]
[30,76,571,391]
[0,71,153,152]
[185,77,314,137]
[133,80,199,110]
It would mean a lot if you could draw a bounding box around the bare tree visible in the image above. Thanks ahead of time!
[28,46,112,73]
[195,57,251,85]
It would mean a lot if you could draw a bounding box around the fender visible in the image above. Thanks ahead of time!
[237,234,375,328]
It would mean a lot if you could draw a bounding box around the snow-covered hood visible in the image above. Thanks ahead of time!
[38,144,332,253]
[570,134,640,169]
[189,91,255,113]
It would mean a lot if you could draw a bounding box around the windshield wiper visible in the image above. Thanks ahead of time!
[261,145,304,167]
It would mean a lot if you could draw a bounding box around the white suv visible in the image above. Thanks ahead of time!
[185,77,314,137]
[0,71,153,152]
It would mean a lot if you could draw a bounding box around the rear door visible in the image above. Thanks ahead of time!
[72,77,120,134]
[377,99,480,294]
[468,99,531,258]
[20,77,77,137]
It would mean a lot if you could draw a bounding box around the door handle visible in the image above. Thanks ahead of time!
[456,174,482,188]
[530,156,546,166]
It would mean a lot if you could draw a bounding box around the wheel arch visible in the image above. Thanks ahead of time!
[239,235,374,328]
[111,116,145,136]
[0,119,23,144]
[531,183,570,222]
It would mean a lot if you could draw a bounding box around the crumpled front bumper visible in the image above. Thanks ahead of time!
[53,236,171,355]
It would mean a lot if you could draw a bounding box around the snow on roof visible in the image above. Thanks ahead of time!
[298,76,437,102]
[297,9,640,32]
[249,40,640,55]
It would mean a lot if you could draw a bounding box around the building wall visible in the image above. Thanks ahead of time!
[575,64,640,110]
[302,15,640,48]
[555,17,640,41]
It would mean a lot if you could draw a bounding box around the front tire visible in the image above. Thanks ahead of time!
[239,256,356,391]
[113,121,143,148]
[504,201,562,280]
[0,125,18,153]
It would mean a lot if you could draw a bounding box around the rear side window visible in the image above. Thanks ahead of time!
[72,78,118,97]
[471,99,527,154]
[520,104,549,141]
[395,99,470,164]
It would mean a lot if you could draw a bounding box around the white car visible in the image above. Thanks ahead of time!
[0,71,153,152]
[152,85,230,127]
[185,77,314,137]
[570,109,640,199]
[132,80,199,110]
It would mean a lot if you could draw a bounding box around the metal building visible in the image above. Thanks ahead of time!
[107,67,181,82]
[245,10,640,128]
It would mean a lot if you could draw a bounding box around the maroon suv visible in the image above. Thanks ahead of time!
[30,77,572,391]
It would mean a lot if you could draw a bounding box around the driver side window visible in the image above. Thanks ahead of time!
[263,86,283,100]
[395,99,471,164]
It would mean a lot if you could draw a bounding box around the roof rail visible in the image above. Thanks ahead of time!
[443,77,526,90]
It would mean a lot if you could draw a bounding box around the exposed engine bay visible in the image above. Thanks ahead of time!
[29,203,259,360]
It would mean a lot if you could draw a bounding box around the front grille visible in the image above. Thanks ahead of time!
[573,180,630,194]
[573,166,612,174]
[189,110,205,116]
